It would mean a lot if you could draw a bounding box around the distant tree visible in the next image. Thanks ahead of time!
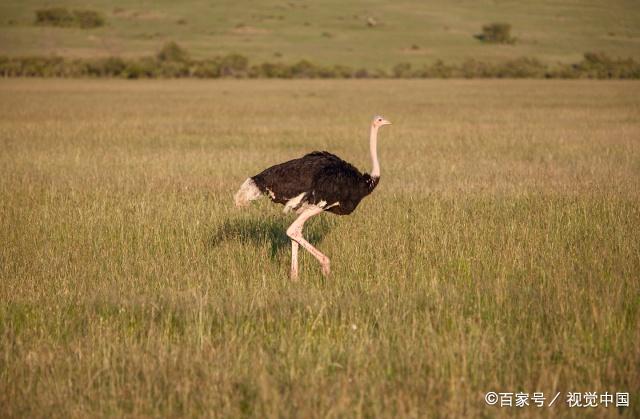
[35,8,104,29]
[475,23,515,44]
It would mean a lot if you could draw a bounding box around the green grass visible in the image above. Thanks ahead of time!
[1,79,639,417]
[0,1,639,68]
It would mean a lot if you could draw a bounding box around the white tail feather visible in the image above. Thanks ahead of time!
[234,178,262,207]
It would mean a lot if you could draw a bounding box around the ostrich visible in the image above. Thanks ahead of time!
[234,115,391,279]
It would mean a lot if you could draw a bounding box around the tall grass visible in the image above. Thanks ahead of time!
[0,79,638,417]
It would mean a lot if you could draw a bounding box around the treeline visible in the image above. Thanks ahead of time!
[1,50,638,79]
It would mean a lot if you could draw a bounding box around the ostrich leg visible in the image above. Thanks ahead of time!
[290,240,299,280]
[286,206,331,277]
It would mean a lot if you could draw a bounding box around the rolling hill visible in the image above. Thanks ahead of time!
[1,0,639,69]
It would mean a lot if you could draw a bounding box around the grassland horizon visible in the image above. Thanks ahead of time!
[1,78,639,417]
[2,0,639,67]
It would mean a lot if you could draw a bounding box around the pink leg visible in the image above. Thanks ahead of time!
[290,240,299,280]
[286,206,331,277]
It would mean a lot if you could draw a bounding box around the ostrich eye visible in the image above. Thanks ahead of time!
[378,118,382,121]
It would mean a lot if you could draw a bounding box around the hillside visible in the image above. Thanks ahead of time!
[1,0,639,69]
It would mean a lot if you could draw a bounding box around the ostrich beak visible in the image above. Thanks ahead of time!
[382,119,392,126]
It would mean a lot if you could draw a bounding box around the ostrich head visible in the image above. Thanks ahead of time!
[372,115,392,128]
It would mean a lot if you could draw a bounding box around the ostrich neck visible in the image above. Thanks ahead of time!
[369,125,380,178]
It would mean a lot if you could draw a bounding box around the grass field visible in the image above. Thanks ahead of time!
[1,79,639,417]
[1,0,640,68]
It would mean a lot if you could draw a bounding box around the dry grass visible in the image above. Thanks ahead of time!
[0,79,639,418]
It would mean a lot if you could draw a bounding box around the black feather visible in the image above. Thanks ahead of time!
[251,151,379,215]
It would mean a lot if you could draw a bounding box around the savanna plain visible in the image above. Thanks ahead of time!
[0,79,639,418]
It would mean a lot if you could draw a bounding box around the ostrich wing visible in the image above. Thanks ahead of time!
[252,151,374,214]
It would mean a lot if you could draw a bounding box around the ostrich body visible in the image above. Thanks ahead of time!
[234,116,391,279]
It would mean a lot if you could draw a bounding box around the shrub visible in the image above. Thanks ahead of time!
[73,10,105,29]
[495,57,547,78]
[157,42,189,62]
[353,68,368,78]
[0,56,9,76]
[332,65,354,78]
[35,8,104,29]
[122,58,158,79]
[18,56,66,77]
[102,57,127,76]
[370,68,389,79]
[407,64,428,78]
[392,62,412,78]
[426,60,454,78]
[568,52,640,79]
[459,59,494,78]
[1,51,639,79]
[35,8,75,27]
[0,57,28,77]
[158,60,190,77]
[219,54,249,77]
[84,57,126,77]
[316,66,337,78]
[255,62,292,78]
[290,60,319,78]
[64,59,92,77]
[16,57,43,76]
[191,59,221,78]
[476,23,514,44]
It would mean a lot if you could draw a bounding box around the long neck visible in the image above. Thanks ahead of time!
[369,125,380,178]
